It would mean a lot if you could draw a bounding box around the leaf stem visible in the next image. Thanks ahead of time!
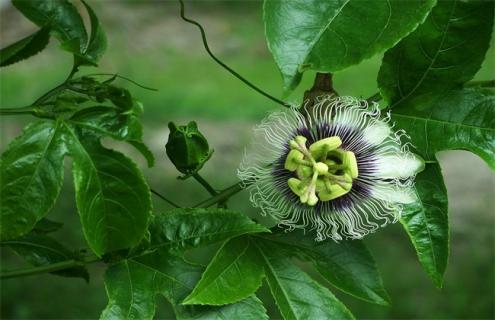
[178,0,290,108]
[192,173,217,196]
[0,255,101,280]
[83,73,158,91]
[150,188,180,208]
[193,181,246,208]
[0,107,35,116]
[466,79,495,88]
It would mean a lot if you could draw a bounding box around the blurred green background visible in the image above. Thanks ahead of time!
[1,1,494,319]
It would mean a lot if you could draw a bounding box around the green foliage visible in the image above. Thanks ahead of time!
[379,0,494,108]
[0,121,66,240]
[64,130,152,256]
[261,230,390,306]
[392,88,495,170]
[0,27,51,67]
[400,163,448,288]
[264,0,436,92]
[12,0,88,55]
[11,0,107,68]
[148,208,269,252]
[101,251,268,320]
[254,239,354,320]
[2,233,89,281]
[79,0,107,65]
[183,236,265,305]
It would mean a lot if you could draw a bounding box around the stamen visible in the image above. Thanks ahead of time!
[285,134,358,204]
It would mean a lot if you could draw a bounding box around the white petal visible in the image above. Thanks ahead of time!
[371,184,417,204]
[362,121,391,146]
[374,153,425,179]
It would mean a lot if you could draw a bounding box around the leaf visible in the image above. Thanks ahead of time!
[400,163,449,288]
[63,124,152,256]
[2,233,89,281]
[32,218,63,234]
[264,0,436,91]
[259,230,390,305]
[69,106,142,141]
[149,208,269,252]
[80,0,107,65]
[392,88,495,170]
[127,140,155,168]
[0,27,51,67]
[12,0,88,54]
[101,251,268,320]
[183,236,264,305]
[253,239,354,320]
[69,106,153,166]
[0,120,66,240]
[378,0,494,108]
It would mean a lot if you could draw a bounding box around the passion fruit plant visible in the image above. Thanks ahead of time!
[1,0,494,319]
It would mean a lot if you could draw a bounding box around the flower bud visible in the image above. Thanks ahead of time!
[165,121,212,178]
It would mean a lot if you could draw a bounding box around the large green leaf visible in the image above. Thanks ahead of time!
[392,88,495,169]
[264,0,436,91]
[12,0,88,54]
[183,236,264,305]
[1,233,89,281]
[0,120,66,240]
[0,27,51,67]
[259,230,389,305]
[101,251,268,320]
[254,240,354,320]
[149,208,269,252]
[400,163,449,288]
[63,124,151,256]
[378,0,494,108]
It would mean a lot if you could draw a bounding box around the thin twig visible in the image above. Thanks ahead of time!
[0,255,101,280]
[193,173,217,196]
[178,0,290,108]
[193,181,245,208]
[150,188,180,208]
[83,73,158,91]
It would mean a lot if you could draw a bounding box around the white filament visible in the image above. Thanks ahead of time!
[238,95,423,241]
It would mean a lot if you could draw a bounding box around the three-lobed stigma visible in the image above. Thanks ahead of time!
[284,135,358,206]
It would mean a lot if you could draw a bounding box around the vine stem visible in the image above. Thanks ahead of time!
[150,188,180,208]
[178,0,290,108]
[0,107,35,116]
[193,173,217,196]
[0,255,101,280]
[193,181,246,208]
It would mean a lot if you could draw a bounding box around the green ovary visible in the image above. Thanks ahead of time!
[284,135,358,206]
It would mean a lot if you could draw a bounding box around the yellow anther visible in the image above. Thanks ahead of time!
[284,150,304,172]
[318,184,349,201]
[288,178,304,196]
[309,136,342,159]
[342,151,358,178]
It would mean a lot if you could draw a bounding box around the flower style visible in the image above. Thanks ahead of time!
[238,95,424,241]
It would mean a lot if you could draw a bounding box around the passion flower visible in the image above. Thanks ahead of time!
[238,95,424,241]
